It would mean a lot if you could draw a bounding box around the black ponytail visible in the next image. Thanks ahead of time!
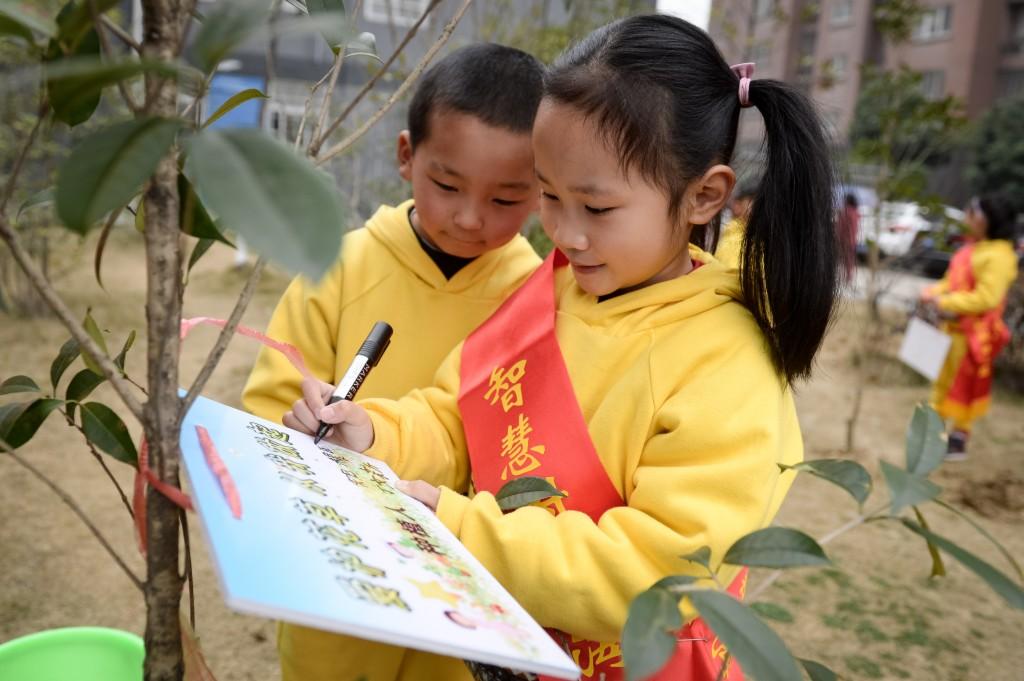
[546,14,840,383]
[743,79,839,381]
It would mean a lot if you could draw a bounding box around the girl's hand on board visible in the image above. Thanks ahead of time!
[396,480,441,512]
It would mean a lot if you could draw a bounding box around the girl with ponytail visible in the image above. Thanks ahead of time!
[287,15,841,681]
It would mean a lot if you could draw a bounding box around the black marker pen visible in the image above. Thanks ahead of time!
[313,321,393,445]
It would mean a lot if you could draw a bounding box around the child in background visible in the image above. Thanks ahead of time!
[289,15,839,681]
[921,194,1019,461]
[714,179,756,269]
[243,43,545,681]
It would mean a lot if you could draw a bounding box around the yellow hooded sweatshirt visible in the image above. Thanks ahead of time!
[242,199,540,681]
[360,246,803,674]
[714,217,745,270]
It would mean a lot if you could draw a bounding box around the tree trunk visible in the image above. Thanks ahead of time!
[141,1,187,679]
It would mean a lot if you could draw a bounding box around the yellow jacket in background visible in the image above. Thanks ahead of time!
[363,246,803,654]
[242,199,540,681]
[714,217,745,270]
[930,239,1019,316]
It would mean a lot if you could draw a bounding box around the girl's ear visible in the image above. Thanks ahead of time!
[687,164,736,225]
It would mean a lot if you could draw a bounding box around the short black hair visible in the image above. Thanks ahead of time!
[975,193,1018,241]
[408,43,545,148]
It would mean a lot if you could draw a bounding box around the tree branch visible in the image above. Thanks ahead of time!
[316,0,474,167]
[63,409,135,519]
[101,15,143,54]
[307,50,345,156]
[1,437,144,592]
[313,0,440,152]
[746,502,890,602]
[90,0,142,113]
[0,216,146,423]
[179,257,266,421]
[180,507,196,630]
[0,100,48,215]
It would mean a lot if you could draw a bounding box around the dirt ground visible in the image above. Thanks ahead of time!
[1,229,1022,680]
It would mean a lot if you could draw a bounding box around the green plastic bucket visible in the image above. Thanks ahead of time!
[0,627,143,681]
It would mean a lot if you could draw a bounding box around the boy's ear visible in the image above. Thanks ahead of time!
[396,130,414,181]
[686,164,736,225]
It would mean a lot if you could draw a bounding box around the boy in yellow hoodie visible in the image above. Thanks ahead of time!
[242,43,544,681]
[287,15,841,681]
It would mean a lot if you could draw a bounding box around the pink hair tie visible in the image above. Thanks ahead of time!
[730,62,755,108]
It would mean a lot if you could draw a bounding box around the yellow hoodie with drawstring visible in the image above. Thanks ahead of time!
[242,198,540,681]
[360,245,803,671]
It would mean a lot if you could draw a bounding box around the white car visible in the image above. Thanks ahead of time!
[857,201,965,258]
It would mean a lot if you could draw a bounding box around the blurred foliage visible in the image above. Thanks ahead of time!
[849,66,966,203]
[966,93,1024,216]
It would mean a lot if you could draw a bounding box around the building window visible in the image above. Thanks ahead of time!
[919,70,946,100]
[747,40,773,67]
[796,30,817,77]
[830,0,853,25]
[999,69,1024,97]
[363,0,431,27]
[755,0,775,20]
[912,5,952,41]
[1008,3,1024,52]
[267,101,309,144]
[826,54,848,80]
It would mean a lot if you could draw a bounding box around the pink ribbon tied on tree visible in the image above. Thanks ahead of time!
[730,62,755,108]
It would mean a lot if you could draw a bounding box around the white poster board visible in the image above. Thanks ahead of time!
[179,395,579,679]
[898,317,953,381]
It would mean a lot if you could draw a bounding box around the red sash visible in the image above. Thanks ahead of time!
[459,251,745,681]
[942,245,1011,420]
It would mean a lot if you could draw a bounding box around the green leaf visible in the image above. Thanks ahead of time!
[689,589,802,681]
[46,21,101,125]
[0,398,63,448]
[56,117,183,234]
[53,0,119,52]
[0,402,31,439]
[113,330,136,372]
[345,31,377,59]
[650,574,700,592]
[0,2,55,42]
[184,128,345,279]
[723,527,829,569]
[80,310,109,375]
[50,337,80,390]
[65,368,105,403]
[779,459,872,505]
[900,519,1024,609]
[799,658,838,681]
[494,475,565,512]
[80,402,137,466]
[1,375,40,395]
[912,506,946,578]
[934,498,1024,581]
[178,174,232,245]
[879,460,941,515]
[187,238,216,276]
[202,87,268,128]
[680,546,712,571]
[750,602,794,623]
[190,0,269,73]
[905,403,946,477]
[17,187,55,220]
[621,587,681,681]
[306,0,348,53]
